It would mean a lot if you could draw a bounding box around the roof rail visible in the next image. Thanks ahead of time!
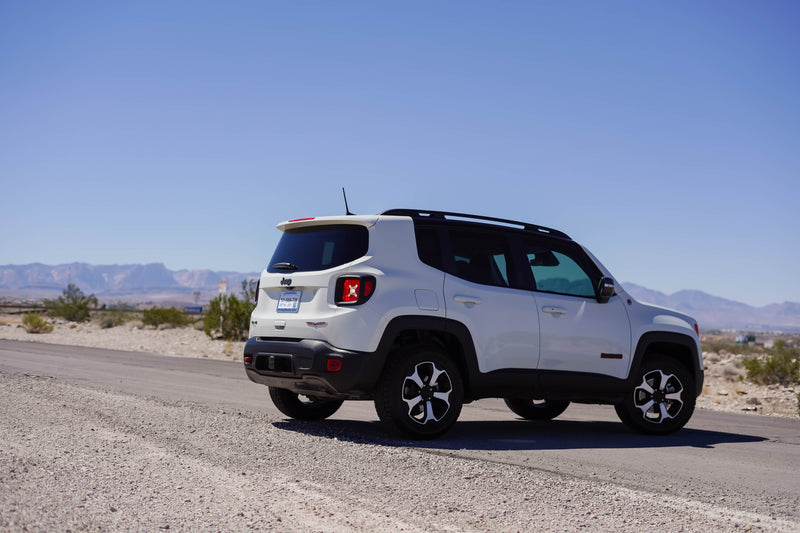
[381,209,572,240]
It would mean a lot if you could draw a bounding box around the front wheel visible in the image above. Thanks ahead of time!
[504,398,570,420]
[268,387,344,420]
[614,357,695,435]
[374,346,463,439]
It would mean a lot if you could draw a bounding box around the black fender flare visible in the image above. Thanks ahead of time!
[629,331,703,397]
[374,315,480,391]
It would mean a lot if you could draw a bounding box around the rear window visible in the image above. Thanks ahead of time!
[267,225,368,273]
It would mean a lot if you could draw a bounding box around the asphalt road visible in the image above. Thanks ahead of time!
[2,339,799,524]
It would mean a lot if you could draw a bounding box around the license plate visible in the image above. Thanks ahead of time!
[277,290,302,313]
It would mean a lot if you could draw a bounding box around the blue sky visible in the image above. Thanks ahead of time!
[1,1,798,307]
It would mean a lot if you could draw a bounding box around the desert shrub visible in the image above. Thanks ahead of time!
[240,278,259,306]
[204,294,251,341]
[22,312,54,334]
[702,340,758,356]
[142,306,188,328]
[97,302,134,329]
[44,284,97,323]
[204,280,257,341]
[743,341,800,386]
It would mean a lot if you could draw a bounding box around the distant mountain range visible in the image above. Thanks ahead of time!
[1,263,798,331]
[622,283,800,332]
[0,263,259,306]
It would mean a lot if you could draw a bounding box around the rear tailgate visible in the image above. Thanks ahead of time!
[249,218,374,341]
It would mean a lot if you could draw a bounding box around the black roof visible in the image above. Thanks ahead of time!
[381,209,572,240]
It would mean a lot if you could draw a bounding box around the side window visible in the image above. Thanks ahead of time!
[448,229,512,287]
[524,241,596,298]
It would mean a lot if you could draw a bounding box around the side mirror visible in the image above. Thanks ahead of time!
[596,277,615,303]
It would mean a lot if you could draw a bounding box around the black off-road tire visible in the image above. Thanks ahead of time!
[504,398,570,420]
[614,356,696,435]
[374,345,463,439]
[268,387,344,421]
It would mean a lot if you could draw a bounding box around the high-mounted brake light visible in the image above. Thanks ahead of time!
[289,217,315,222]
[335,276,376,305]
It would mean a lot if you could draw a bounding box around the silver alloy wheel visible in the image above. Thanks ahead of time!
[633,369,684,423]
[401,361,453,424]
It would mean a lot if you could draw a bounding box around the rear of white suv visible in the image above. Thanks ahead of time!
[244,214,448,425]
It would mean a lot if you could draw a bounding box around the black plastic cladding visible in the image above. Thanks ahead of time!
[381,209,572,240]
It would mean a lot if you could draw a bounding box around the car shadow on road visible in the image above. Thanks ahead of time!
[272,417,767,451]
[420,419,768,450]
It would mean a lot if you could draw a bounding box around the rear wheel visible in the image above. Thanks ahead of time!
[504,398,570,420]
[268,387,344,420]
[374,346,463,439]
[614,357,695,434]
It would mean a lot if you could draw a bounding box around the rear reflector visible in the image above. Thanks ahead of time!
[326,358,342,372]
[363,279,375,298]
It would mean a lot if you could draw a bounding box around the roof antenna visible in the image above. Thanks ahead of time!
[342,187,354,215]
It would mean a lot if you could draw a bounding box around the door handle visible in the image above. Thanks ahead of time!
[454,295,481,305]
[542,306,567,315]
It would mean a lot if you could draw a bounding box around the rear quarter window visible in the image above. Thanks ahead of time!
[414,226,444,270]
[267,225,368,273]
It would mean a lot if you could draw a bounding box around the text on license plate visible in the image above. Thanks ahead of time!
[277,291,302,313]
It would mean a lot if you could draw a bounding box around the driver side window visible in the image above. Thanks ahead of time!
[525,243,596,298]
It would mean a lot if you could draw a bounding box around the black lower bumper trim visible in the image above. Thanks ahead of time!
[243,337,385,399]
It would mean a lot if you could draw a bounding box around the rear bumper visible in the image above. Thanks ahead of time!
[243,337,385,400]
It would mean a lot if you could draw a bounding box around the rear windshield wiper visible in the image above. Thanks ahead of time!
[272,262,299,271]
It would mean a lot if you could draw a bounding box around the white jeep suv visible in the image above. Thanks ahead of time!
[244,209,703,439]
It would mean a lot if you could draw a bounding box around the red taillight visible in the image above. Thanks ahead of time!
[694,323,699,335]
[335,276,376,305]
[326,358,342,372]
[255,279,260,304]
[342,279,361,303]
